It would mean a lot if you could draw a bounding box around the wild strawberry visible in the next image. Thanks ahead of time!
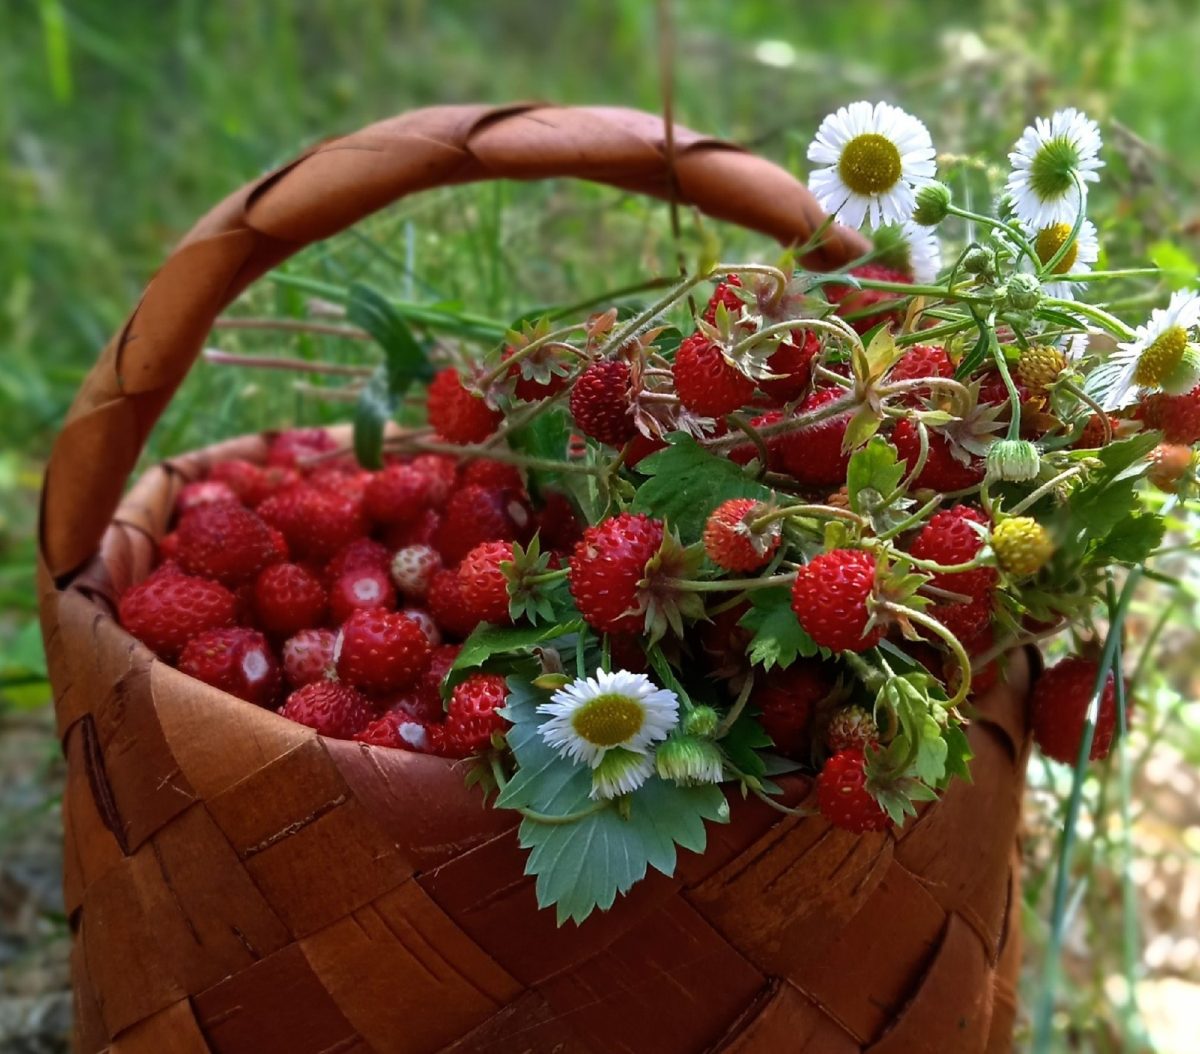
[826,706,879,753]
[381,684,445,724]
[728,410,786,470]
[357,712,437,751]
[158,531,181,562]
[778,387,852,487]
[382,508,442,549]
[702,274,746,324]
[176,479,238,514]
[703,499,780,572]
[568,513,664,634]
[324,537,391,582]
[760,331,818,403]
[907,505,996,599]
[401,608,441,646]
[390,544,443,599]
[817,749,890,832]
[503,346,569,402]
[569,360,636,446]
[992,516,1053,577]
[309,465,372,503]
[1136,385,1200,445]
[790,549,882,653]
[827,264,911,335]
[266,427,338,469]
[977,370,1032,412]
[176,502,281,586]
[537,491,585,555]
[252,562,327,637]
[258,485,366,562]
[426,569,481,639]
[335,608,431,694]
[363,464,432,526]
[457,541,514,626]
[209,459,274,506]
[118,573,237,660]
[436,484,530,565]
[459,459,524,492]
[427,367,501,444]
[753,660,834,757]
[1032,657,1120,764]
[1148,443,1195,492]
[673,333,755,417]
[281,628,336,688]
[928,595,992,644]
[329,566,396,624]
[1015,344,1067,395]
[436,673,509,757]
[280,681,373,739]
[1074,414,1118,449]
[889,344,954,404]
[179,627,281,707]
[409,454,458,507]
[892,418,985,492]
[422,643,462,698]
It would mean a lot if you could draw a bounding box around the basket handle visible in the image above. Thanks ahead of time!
[40,102,869,580]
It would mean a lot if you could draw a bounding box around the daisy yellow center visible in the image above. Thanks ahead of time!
[838,133,903,196]
[571,693,645,747]
[1029,136,1081,201]
[1035,223,1079,274]
[1134,325,1189,387]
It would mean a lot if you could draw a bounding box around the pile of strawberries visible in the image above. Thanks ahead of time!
[117,427,582,757]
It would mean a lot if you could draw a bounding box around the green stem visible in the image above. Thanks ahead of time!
[895,317,976,348]
[383,436,602,475]
[1042,298,1137,340]
[661,573,797,593]
[986,320,1022,442]
[1008,465,1086,516]
[1036,177,1087,279]
[877,601,972,708]
[945,204,1039,266]
[715,677,755,739]
[751,503,865,531]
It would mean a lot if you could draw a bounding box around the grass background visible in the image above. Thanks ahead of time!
[3,1,1200,1050]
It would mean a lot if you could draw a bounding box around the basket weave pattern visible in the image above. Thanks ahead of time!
[37,105,1030,1053]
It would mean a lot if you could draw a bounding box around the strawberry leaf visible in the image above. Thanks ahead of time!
[738,587,819,670]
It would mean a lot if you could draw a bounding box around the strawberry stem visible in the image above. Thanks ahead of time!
[750,503,864,531]
[660,572,797,593]
[715,676,755,739]
[1008,465,1086,516]
[877,601,973,708]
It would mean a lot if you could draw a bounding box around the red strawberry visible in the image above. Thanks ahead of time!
[422,643,462,698]
[817,749,890,832]
[382,507,442,550]
[266,428,339,469]
[252,562,327,637]
[703,498,779,572]
[436,484,531,565]
[400,607,441,646]
[907,505,996,599]
[729,410,786,470]
[753,660,834,757]
[209,459,274,506]
[409,454,459,507]
[568,513,664,634]
[928,594,992,644]
[977,370,1032,416]
[176,502,281,586]
[1136,385,1200,445]
[760,331,818,404]
[1074,414,1118,449]
[281,628,336,688]
[892,418,985,492]
[280,681,373,739]
[779,387,852,487]
[390,544,443,599]
[569,360,636,446]
[329,566,396,624]
[1032,657,1120,764]
[827,264,911,335]
[335,609,431,693]
[427,367,501,444]
[457,541,514,626]
[435,673,509,757]
[158,531,181,563]
[537,491,585,555]
[309,465,372,503]
[702,274,746,324]
[179,627,281,707]
[363,464,432,526]
[118,573,237,660]
[889,344,954,404]
[258,485,367,562]
[426,569,481,639]
[324,537,391,583]
[356,712,437,751]
[459,458,524,492]
[382,685,445,724]
[673,333,755,417]
[503,346,569,402]
[791,549,882,653]
[176,479,238,514]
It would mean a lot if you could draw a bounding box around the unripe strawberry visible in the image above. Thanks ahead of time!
[390,544,443,599]
[1016,344,1067,395]
[993,516,1053,577]
[281,628,336,688]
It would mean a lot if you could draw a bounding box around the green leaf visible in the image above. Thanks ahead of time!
[738,587,819,670]
[847,436,905,516]
[720,711,772,783]
[631,434,772,544]
[452,620,584,679]
[352,368,394,470]
[347,282,433,390]
[1091,511,1165,564]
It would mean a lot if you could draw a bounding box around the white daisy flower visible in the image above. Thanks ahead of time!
[1091,290,1200,410]
[807,101,936,230]
[537,668,679,769]
[590,747,656,800]
[1006,108,1103,228]
[1029,218,1100,300]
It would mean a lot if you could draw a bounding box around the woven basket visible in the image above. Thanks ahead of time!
[38,104,1033,1054]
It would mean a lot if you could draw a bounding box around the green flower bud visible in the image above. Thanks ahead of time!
[962,246,996,277]
[986,438,1041,482]
[683,705,720,738]
[655,735,724,787]
[1005,272,1042,311]
[1161,344,1200,395]
[912,182,952,226]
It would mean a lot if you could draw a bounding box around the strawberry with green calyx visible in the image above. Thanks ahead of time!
[500,317,576,402]
[502,535,571,625]
[703,498,782,572]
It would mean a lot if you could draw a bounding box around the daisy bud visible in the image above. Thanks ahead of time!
[986,438,1041,483]
[912,182,952,226]
[655,735,725,787]
[962,246,997,277]
[683,705,721,738]
[1005,272,1042,311]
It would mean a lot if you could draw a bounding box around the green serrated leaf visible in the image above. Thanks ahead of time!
[1091,511,1166,564]
[847,435,905,514]
[453,620,584,681]
[738,587,819,670]
[720,711,772,781]
[631,434,772,544]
